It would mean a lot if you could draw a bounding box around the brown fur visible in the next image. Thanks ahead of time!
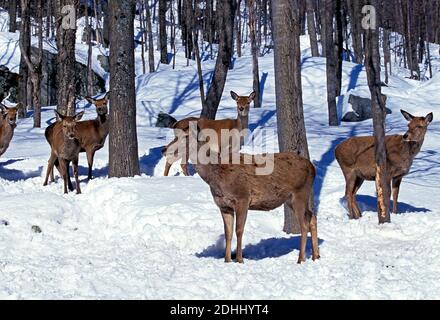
[0,104,19,157]
[43,111,85,194]
[45,94,110,182]
[162,91,255,176]
[195,152,319,264]
[335,110,433,218]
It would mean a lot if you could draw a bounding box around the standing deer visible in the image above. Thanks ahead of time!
[162,91,255,176]
[44,93,110,184]
[191,145,319,264]
[0,103,20,157]
[44,111,85,194]
[335,110,434,219]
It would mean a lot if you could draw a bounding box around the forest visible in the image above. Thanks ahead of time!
[0,0,439,300]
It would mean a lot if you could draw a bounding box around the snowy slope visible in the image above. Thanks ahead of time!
[1,12,440,299]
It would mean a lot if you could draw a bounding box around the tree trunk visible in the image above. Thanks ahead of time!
[159,0,168,64]
[335,0,343,95]
[8,0,17,32]
[348,0,363,64]
[102,0,110,47]
[109,0,140,178]
[145,0,155,72]
[201,0,237,119]
[365,0,390,224]
[85,5,94,96]
[55,0,77,116]
[383,28,391,83]
[139,0,147,74]
[247,0,261,108]
[272,0,312,235]
[306,0,319,57]
[323,0,338,126]
[235,0,242,58]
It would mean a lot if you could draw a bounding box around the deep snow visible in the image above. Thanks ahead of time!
[1,10,440,299]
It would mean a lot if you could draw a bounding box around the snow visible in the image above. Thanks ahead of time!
[1,9,440,299]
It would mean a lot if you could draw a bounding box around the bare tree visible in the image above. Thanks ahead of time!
[145,0,155,72]
[55,0,78,116]
[159,0,169,64]
[108,0,140,178]
[8,0,17,32]
[272,0,312,234]
[247,0,261,108]
[306,0,319,57]
[365,0,390,224]
[201,0,237,119]
[19,0,44,127]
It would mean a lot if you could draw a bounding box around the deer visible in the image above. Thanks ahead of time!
[335,110,434,219]
[189,126,319,264]
[0,103,20,157]
[43,110,85,194]
[44,93,110,184]
[162,91,255,176]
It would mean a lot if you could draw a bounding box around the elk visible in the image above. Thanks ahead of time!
[162,91,255,176]
[44,111,85,194]
[335,110,434,219]
[0,103,20,157]
[44,93,110,183]
[190,137,319,264]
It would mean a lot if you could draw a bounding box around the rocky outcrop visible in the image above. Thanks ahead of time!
[155,112,178,128]
[342,94,392,122]
[0,48,106,106]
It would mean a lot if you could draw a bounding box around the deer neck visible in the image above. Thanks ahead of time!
[236,114,248,131]
[404,138,424,159]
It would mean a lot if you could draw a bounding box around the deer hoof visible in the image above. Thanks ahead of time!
[224,258,233,263]
[236,258,244,264]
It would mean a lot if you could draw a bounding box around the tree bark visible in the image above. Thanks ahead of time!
[8,0,17,32]
[335,0,343,95]
[306,0,319,57]
[55,0,77,116]
[272,0,312,234]
[145,0,155,72]
[159,0,168,64]
[365,0,390,224]
[201,0,237,119]
[247,0,261,108]
[323,0,338,126]
[109,0,140,178]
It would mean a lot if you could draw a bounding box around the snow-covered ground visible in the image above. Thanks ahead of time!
[1,9,440,299]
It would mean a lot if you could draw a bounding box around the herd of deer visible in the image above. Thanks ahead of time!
[0,90,434,264]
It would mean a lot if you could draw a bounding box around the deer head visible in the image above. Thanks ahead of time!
[401,110,433,142]
[0,103,20,127]
[85,92,110,117]
[54,110,85,140]
[230,91,256,117]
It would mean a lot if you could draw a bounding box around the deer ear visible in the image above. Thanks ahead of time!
[401,110,415,122]
[248,91,256,102]
[54,110,65,120]
[15,102,23,109]
[425,112,433,125]
[85,96,95,104]
[74,111,85,121]
[230,91,239,101]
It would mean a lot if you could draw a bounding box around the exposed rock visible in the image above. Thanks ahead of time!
[31,225,42,233]
[342,94,392,122]
[0,219,9,226]
[156,112,178,128]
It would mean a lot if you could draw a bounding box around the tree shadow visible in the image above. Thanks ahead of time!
[347,64,364,92]
[169,73,199,114]
[248,110,276,132]
[196,235,324,260]
[259,72,268,107]
[139,146,164,176]
[0,158,43,181]
[339,195,431,215]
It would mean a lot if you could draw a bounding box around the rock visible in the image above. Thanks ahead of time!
[156,112,178,128]
[0,65,21,102]
[0,219,9,226]
[97,54,110,73]
[1,48,107,107]
[342,94,392,122]
[31,225,42,233]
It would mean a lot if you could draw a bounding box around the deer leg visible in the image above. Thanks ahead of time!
[66,163,74,192]
[292,194,308,264]
[307,209,320,261]
[44,153,56,186]
[87,150,95,180]
[352,177,364,219]
[344,172,357,219]
[392,176,403,214]
[73,158,81,194]
[235,200,249,264]
[181,136,190,176]
[164,160,172,176]
[221,209,234,263]
[59,159,68,194]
